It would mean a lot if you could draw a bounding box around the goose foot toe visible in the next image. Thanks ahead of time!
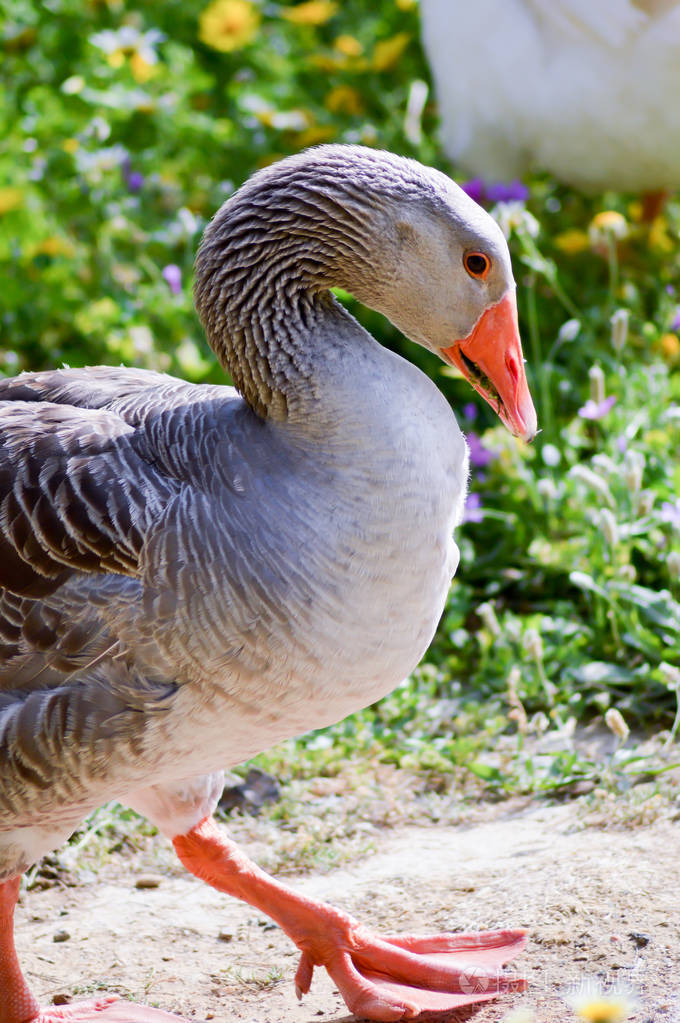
[33,998,189,1023]
[296,926,527,1020]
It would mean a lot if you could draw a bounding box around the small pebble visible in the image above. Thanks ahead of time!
[217,930,233,943]
[629,931,651,948]
[135,874,162,890]
[52,995,71,1006]
[52,929,70,943]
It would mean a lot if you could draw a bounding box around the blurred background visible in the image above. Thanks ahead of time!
[1,0,679,805]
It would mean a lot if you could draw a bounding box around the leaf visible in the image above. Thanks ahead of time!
[571,661,637,686]
[467,761,505,784]
[613,583,680,633]
[569,571,610,601]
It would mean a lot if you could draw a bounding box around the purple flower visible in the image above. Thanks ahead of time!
[616,435,628,454]
[162,264,182,295]
[660,499,680,527]
[462,402,478,422]
[466,431,496,468]
[462,492,483,524]
[461,178,485,204]
[461,178,529,205]
[485,180,530,203]
[671,307,680,332]
[126,170,144,192]
[578,396,617,421]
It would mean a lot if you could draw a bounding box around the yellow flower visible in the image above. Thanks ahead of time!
[107,49,125,68]
[574,998,630,1023]
[648,215,674,254]
[590,210,628,236]
[334,34,363,57]
[130,51,156,83]
[199,0,260,52]
[325,84,363,115]
[588,210,628,250]
[395,0,416,8]
[295,124,337,147]
[554,229,590,255]
[627,200,643,222]
[0,187,24,215]
[566,983,637,1023]
[281,1,337,25]
[33,236,76,258]
[61,138,79,154]
[372,32,410,71]
[658,332,680,363]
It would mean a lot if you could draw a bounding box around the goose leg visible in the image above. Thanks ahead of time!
[173,815,526,1021]
[0,876,187,1023]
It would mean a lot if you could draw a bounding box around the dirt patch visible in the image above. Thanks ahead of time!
[16,801,680,1023]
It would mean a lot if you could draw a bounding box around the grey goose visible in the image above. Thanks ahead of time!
[0,145,536,1023]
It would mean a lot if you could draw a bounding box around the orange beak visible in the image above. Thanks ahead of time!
[440,291,537,441]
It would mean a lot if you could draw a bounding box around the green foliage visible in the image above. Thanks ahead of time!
[1,0,679,795]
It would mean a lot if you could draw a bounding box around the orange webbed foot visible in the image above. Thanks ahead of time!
[294,925,527,1020]
[31,998,188,1022]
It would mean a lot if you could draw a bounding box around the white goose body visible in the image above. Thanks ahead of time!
[420,0,680,193]
[0,146,536,1023]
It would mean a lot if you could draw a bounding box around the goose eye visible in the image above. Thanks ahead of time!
[464,252,491,279]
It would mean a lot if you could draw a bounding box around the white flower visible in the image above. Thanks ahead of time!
[492,202,540,240]
[541,443,561,467]
[565,980,637,1022]
[90,26,165,64]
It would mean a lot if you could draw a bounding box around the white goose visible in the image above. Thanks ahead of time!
[420,0,680,195]
[0,146,536,1023]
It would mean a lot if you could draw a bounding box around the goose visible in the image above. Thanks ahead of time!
[420,0,680,197]
[0,145,536,1023]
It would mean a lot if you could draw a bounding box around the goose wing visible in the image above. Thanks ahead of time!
[0,368,240,692]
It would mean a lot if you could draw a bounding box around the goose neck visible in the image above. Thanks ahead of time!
[193,152,404,423]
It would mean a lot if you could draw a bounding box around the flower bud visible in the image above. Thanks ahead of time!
[477,601,501,637]
[570,465,615,507]
[523,627,543,660]
[557,319,580,343]
[610,309,629,354]
[605,707,630,741]
[623,449,644,495]
[600,508,619,550]
[589,364,606,405]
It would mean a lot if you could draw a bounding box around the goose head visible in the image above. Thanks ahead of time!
[343,155,537,442]
[196,145,537,440]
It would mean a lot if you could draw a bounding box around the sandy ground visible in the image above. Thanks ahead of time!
[16,801,680,1023]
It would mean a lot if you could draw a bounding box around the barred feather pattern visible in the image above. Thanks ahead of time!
[0,146,501,876]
